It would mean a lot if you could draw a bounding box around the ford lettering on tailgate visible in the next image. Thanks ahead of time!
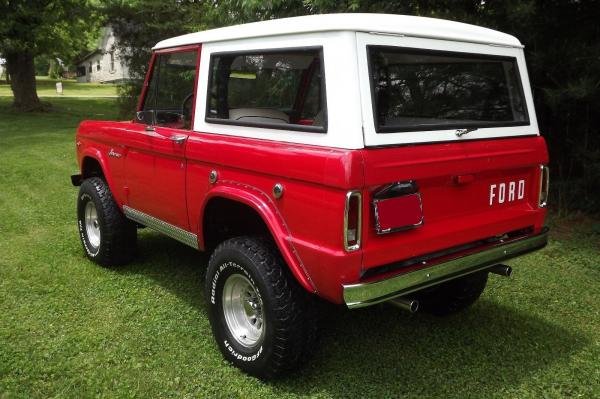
[489,180,525,206]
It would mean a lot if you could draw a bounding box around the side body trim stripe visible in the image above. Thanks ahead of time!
[123,205,199,250]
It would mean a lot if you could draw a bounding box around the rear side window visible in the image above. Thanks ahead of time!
[142,50,198,129]
[368,46,529,133]
[206,48,327,132]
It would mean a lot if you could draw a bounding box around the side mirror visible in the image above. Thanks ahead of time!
[136,110,155,125]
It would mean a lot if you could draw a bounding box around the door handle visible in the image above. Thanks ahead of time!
[170,134,188,145]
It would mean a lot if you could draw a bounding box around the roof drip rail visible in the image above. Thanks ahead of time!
[368,31,406,37]
[488,42,525,49]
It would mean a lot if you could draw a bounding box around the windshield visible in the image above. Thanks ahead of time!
[368,46,529,133]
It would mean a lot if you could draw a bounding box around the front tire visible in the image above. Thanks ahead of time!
[77,177,137,266]
[205,237,316,379]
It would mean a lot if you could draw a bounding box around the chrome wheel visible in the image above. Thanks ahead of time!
[84,200,101,248]
[222,273,265,348]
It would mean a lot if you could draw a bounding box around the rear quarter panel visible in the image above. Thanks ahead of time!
[185,132,365,302]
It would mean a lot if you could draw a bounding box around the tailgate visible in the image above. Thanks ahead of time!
[360,136,548,274]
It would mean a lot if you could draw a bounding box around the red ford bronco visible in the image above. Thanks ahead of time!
[72,14,550,378]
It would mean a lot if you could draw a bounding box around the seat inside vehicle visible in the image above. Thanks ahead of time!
[228,108,290,124]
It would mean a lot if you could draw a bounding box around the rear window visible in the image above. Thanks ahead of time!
[368,46,529,133]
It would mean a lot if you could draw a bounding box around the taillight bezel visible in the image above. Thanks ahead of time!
[343,190,362,252]
[538,164,550,208]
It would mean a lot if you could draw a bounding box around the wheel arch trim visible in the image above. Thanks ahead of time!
[78,148,121,206]
[200,183,317,293]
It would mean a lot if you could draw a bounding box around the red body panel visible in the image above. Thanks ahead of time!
[77,121,190,229]
[184,131,364,301]
[359,136,548,273]
[77,115,547,304]
[127,125,189,228]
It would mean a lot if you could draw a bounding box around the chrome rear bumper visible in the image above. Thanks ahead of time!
[343,228,549,309]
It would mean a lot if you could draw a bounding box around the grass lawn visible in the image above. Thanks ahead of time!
[0,95,599,398]
[0,76,117,98]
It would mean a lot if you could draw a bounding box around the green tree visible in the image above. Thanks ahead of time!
[475,0,600,213]
[104,0,212,115]
[0,0,100,111]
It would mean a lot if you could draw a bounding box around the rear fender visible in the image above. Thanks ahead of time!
[200,184,317,294]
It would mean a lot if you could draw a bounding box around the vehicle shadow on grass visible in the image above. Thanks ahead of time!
[117,232,585,398]
[115,230,210,309]
[273,300,585,398]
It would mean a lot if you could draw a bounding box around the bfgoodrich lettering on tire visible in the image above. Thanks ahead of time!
[205,236,317,378]
[77,177,137,267]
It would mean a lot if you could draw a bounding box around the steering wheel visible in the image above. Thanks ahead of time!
[182,93,194,123]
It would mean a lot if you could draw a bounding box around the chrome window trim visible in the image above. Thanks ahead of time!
[204,46,328,134]
[123,205,199,249]
[343,191,362,252]
[366,45,530,134]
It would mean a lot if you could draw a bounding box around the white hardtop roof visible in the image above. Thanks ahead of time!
[153,13,522,50]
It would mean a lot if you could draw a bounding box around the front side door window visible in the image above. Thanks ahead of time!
[140,50,198,129]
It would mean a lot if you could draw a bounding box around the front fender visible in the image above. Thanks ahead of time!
[78,147,123,207]
[199,183,317,294]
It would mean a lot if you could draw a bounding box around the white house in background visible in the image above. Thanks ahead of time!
[0,58,6,79]
[76,26,130,83]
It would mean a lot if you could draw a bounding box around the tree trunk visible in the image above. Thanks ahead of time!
[5,51,43,111]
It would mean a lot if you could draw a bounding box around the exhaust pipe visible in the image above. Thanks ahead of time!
[489,264,512,277]
[388,297,419,313]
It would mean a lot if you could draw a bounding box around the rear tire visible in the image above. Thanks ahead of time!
[77,177,137,266]
[205,236,317,379]
[415,271,488,316]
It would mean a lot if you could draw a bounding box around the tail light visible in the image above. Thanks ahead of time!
[373,181,424,234]
[539,165,550,208]
[344,191,362,251]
